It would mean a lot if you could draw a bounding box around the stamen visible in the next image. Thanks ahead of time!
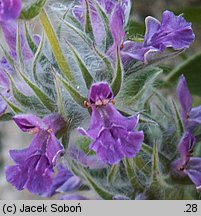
[111,99,116,105]
[120,43,124,50]
[48,129,53,133]
[84,98,116,108]
[84,101,90,108]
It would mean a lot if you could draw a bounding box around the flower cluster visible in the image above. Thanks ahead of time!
[73,0,194,65]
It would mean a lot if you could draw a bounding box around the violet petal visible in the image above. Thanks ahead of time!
[13,114,47,132]
[177,75,192,122]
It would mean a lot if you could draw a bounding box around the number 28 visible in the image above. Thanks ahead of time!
[185,204,197,212]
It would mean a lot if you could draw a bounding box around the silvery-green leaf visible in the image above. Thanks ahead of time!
[20,0,47,20]
[39,9,75,82]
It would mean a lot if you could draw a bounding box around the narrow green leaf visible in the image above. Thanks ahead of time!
[54,74,65,116]
[0,94,23,114]
[124,158,144,191]
[16,23,25,69]
[84,0,94,40]
[94,2,113,48]
[39,9,75,82]
[62,130,70,149]
[133,156,150,175]
[164,51,201,96]
[65,40,93,89]
[7,72,47,113]
[141,143,170,165]
[148,143,169,199]
[171,99,184,138]
[81,167,114,200]
[111,48,123,96]
[56,73,86,108]
[67,157,114,199]
[152,143,160,180]
[61,19,92,45]
[17,67,55,111]
[57,10,69,39]
[25,23,38,53]
[123,68,162,105]
[65,12,83,29]
[33,32,45,81]
[20,0,47,20]
[93,44,115,77]
[107,165,119,184]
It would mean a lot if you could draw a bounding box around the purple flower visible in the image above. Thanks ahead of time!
[0,0,22,51]
[171,132,201,191]
[177,75,201,133]
[146,11,194,49]
[108,10,195,64]
[0,1,33,59]
[78,82,144,164]
[0,0,22,22]
[6,114,66,195]
[44,164,82,197]
[73,0,131,46]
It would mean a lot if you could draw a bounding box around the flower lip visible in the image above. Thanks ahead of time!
[177,75,201,133]
[6,114,66,195]
[88,82,114,106]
